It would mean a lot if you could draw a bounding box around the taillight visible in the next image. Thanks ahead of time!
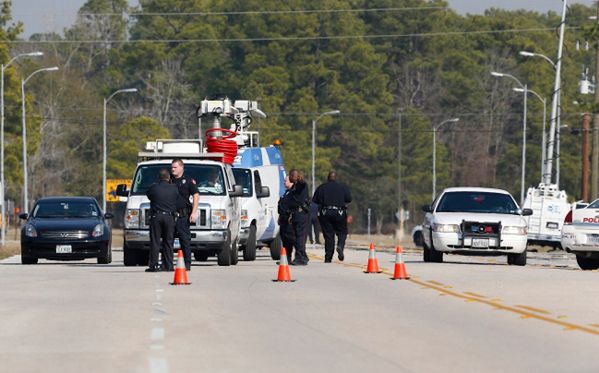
[564,210,572,225]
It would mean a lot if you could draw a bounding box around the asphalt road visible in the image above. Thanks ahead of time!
[1,246,599,373]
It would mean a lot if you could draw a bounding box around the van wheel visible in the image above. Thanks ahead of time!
[123,243,137,266]
[97,244,112,264]
[269,233,282,260]
[243,225,257,261]
[576,255,599,270]
[231,236,239,266]
[217,229,232,266]
[507,251,527,266]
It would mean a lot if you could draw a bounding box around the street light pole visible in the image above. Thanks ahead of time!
[102,88,138,212]
[491,71,528,204]
[311,110,340,195]
[0,51,42,245]
[432,118,459,201]
[21,66,58,213]
[514,87,546,183]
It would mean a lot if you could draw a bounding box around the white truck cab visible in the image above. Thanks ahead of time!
[116,139,243,267]
[232,145,286,261]
[522,183,569,249]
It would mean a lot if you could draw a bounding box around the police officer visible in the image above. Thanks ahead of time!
[277,169,310,265]
[146,168,179,272]
[312,171,352,263]
[171,158,199,271]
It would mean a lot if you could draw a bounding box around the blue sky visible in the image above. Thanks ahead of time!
[11,0,596,38]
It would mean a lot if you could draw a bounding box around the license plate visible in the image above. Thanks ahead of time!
[471,238,489,248]
[56,245,72,253]
[587,235,599,244]
[174,238,180,249]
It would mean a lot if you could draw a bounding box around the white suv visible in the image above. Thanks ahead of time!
[421,187,532,266]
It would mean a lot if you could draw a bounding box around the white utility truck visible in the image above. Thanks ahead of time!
[521,183,569,249]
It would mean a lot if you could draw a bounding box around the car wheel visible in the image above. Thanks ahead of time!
[269,233,282,260]
[243,225,257,261]
[576,255,599,270]
[413,231,424,247]
[217,229,232,266]
[194,251,209,261]
[423,231,443,263]
[21,250,38,265]
[507,251,527,266]
[123,243,137,266]
[97,244,112,264]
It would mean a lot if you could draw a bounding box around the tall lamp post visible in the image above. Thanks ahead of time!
[1,51,43,245]
[519,50,561,186]
[432,117,460,201]
[103,88,137,212]
[311,110,340,194]
[513,87,546,183]
[22,66,59,213]
[491,71,528,204]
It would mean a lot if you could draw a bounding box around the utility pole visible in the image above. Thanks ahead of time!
[397,112,404,241]
[583,113,591,201]
[593,4,599,199]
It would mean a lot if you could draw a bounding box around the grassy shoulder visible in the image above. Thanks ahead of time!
[0,241,20,260]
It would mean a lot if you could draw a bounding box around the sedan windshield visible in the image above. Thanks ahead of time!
[436,191,519,215]
[33,201,100,218]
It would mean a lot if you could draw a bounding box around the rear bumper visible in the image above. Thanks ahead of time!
[561,225,599,253]
[125,229,228,251]
[432,232,527,254]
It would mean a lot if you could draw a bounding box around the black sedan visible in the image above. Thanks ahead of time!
[20,197,113,264]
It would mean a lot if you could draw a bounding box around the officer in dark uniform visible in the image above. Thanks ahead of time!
[277,169,310,265]
[312,171,352,262]
[146,168,179,272]
[171,158,199,271]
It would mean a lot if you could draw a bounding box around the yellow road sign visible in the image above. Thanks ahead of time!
[106,179,132,202]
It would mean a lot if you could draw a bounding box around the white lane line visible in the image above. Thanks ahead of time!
[151,318,163,322]
[150,344,164,350]
[156,289,164,292]
[151,327,165,341]
[152,302,163,306]
[149,357,169,373]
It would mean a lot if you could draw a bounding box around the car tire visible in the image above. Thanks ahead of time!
[97,243,112,264]
[269,233,282,260]
[123,243,137,266]
[21,251,38,265]
[507,250,527,266]
[231,236,239,266]
[413,230,424,247]
[194,252,209,261]
[576,255,599,270]
[423,231,443,263]
[217,229,232,266]
[243,225,257,261]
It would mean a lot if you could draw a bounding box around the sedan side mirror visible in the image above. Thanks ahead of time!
[104,213,114,219]
[421,205,433,213]
[18,213,28,220]
[116,184,129,197]
[258,186,270,198]
[229,184,243,197]
[521,208,533,216]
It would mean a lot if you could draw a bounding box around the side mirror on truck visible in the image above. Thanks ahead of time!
[521,208,533,216]
[229,184,243,197]
[257,186,270,198]
[116,184,129,197]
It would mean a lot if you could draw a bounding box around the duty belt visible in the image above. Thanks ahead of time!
[323,206,344,210]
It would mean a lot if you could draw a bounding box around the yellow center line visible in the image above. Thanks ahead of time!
[515,305,552,315]
[463,292,487,298]
[307,251,599,336]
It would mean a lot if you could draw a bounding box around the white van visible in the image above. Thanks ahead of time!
[116,140,243,267]
[233,146,285,260]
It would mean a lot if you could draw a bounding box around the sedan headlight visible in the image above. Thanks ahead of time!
[125,209,140,229]
[91,224,104,238]
[502,225,527,235]
[211,209,228,229]
[24,224,37,237]
[432,223,460,233]
[240,209,250,228]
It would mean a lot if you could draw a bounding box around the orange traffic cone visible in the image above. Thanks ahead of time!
[273,247,294,282]
[171,249,190,285]
[391,246,410,280]
[364,243,382,273]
